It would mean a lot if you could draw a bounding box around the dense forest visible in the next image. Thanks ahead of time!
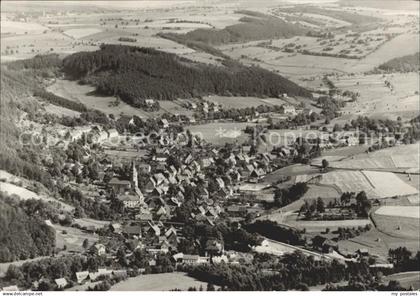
[163,11,307,46]
[376,52,419,73]
[0,195,56,263]
[62,44,312,108]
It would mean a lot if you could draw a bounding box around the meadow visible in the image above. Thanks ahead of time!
[110,272,211,291]
[187,122,254,145]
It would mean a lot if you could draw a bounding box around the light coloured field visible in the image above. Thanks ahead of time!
[47,79,161,119]
[333,73,419,120]
[204,95,269,109]
[322,143,419,171]
[315,170,418,198]
[372,208,420,239]
[63,28,102,39]
[188,122,254,145]
[1,21,48,35]
[384,272,420,290]
[284,213,371,233]
[338,227,420,260]
[110,272,211,291]
[254,239,297,256]
[362,171,418,198]
[0,170,21,183]
[0,181,40,200]
[43,103,81,117]
[375,206,420,219]
[159,100,193,116]
[74,218,110,230]
[53,224,99,252]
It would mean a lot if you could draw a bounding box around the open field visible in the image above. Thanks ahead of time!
[313,170,419,199]
[43,103,81,117]
[159,100,194,116]
[0,181,41,200]
[53,224,99,252]
[372,206,420,239]
[332,73,420,120]
[375,206,420,219]
[384,272,420,290]
[187,122,254,145]
[283,213,371,233]
[74,218,110,230]
[204,95,270,108]
[110,272,211,291]
[47,79,162,118]
[1,20,48,35]
[338,227,420,259]
[63,28,102,39]
[318,143,420,171]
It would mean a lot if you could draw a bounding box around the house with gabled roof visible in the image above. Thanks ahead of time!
[54,278,68,289]
[122,225,142,237]
[75,271,90,284]
[216,177,225,189]
[117,194,141,209]
[108,177,131,194]
[147,221,161,237]
[2,285,19,291]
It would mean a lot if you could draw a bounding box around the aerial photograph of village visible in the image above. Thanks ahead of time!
[0,0,419,293]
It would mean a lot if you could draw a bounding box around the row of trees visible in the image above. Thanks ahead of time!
[187,250,346,290]
[272,182,309,208]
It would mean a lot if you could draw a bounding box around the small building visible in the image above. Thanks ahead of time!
[108,177,131,194]
[54,278,68,289]
[117,194,141,209]
[2,285,19,291]
[280,104,297,116]
[91,243,106,256]
[312,236,337,253]
[75,271,90,284]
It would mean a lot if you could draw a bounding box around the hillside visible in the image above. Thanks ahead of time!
[62,44,312,108]
[377,52,420,73]
[0,55,61,190]
[161,11,308,46]
[0,195,56,262]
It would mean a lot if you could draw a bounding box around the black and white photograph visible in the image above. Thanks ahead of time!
[0,0,419,293]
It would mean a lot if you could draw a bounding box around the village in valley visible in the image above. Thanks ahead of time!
[0,0,419,292]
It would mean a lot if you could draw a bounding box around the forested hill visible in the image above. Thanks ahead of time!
[160,10,308,46]
[377,52,419,73]
[62,44,312,108]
